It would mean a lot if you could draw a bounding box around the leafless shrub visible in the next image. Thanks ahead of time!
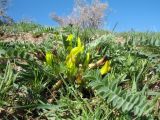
[0,0,13,25]
[51,0,108,29]
[0,0,9,19]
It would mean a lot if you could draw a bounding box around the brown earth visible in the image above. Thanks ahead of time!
[0,32,51,43]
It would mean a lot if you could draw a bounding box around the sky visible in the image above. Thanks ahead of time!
[7,0,160,32]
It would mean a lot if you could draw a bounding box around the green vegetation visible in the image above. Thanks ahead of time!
[0,23,160,119]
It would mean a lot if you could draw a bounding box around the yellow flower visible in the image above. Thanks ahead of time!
[66,34,74,42]
[66,54,76,69]
[45,51,53,66]
[84,52,90,66]
[86,52,90,63]
[100,60,111,75]
[77,37,82,47]
[69,46,84,56]
[66,37,84,71]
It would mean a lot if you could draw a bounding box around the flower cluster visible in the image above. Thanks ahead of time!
[66,36,84,72]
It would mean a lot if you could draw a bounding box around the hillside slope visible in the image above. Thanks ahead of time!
[0,23,160,119]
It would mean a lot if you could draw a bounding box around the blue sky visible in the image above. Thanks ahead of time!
[7,0,160,32]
